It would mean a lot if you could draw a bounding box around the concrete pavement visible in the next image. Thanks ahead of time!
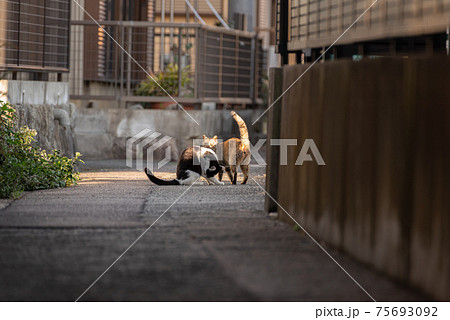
[0,162,427,301]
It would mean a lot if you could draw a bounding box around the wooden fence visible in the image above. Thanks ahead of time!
[266,56,450,300]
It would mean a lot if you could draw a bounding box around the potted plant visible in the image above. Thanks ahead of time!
[135,64,193,109]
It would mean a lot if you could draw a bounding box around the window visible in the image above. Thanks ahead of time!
[0,0,70,71]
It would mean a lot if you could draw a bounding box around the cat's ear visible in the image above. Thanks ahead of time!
[202,134,207,139]
[213,135,218,141]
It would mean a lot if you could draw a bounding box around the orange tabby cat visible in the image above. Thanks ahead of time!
[202,111,250,184]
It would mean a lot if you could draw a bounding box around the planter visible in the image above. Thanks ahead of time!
[150,102,195,110]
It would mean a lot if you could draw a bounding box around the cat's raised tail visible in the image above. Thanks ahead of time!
[230,111,250,149]
[144,167,180,185]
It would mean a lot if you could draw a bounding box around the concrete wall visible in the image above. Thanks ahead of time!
[1,80,69,106]
[267,57,450,300]
[75,108,264,160]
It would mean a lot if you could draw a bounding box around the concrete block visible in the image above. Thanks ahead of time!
[0,80,69,106]
[3,80,22,104]
[45,82,69,105]
[21,81,46,105]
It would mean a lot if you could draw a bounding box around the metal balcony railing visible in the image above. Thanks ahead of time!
[69,21,265,106]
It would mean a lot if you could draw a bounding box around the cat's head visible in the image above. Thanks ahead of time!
[205,160,224,178]
[202,134,218,150]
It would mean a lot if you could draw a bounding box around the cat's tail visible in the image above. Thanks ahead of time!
[144,167,180,185]
[230,111,250,149]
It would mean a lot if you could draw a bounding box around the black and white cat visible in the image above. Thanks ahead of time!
[144,146,224,185]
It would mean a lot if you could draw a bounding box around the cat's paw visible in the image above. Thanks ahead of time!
[218,181,225,186]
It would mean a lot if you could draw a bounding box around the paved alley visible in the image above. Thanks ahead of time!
[0,163,427,301]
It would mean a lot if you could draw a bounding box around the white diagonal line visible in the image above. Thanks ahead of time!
[71,0,200,126]
[204,0,230,29]
[185,0,206,25]
[252,178,377,302]
[252,0,380,125]
[75,179,200,302]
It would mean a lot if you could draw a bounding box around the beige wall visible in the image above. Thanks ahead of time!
[257,0,272,48]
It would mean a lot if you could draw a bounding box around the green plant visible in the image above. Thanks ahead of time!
[0,102,83,198]
[136,64,192,97]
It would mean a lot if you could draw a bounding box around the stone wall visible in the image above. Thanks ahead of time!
[13,104,76,158]
[1,80,75,158]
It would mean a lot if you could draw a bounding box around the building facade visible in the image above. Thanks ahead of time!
[276,0,450,64]
[69,0,267,108]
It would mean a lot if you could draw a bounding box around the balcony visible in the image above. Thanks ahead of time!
[70,20,265,107]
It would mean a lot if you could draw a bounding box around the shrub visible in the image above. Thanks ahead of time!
[0,102,83,198]
[136,63,193,97]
